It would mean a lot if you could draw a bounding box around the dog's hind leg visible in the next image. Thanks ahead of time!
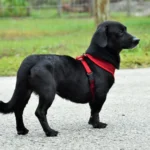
[35,93,58,137]
[29,65,58,137]
[0,78,32,135]
[14,89,32,135]
[88,94,107,128]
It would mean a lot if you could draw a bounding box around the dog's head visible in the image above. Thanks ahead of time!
[92,21,140,52]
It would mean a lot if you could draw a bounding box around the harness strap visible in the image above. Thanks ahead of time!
[76,54,115,101]
[85,54,115,76]
[76,55,95,100]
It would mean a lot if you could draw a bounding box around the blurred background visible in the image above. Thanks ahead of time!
[0,0,150,18]
[0,0,150,75]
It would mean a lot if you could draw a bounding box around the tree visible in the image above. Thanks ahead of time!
[126,0,131,16]
[95,0,110,26]
[0,0,30,17]
[57,0,62,16]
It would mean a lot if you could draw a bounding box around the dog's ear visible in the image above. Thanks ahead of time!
[96,25,107,47]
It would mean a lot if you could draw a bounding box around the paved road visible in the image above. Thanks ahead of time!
[0,68,150,150]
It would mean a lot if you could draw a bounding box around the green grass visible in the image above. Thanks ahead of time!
[0,13,150,76]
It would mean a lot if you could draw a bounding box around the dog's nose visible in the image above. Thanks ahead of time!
[133,37,140,45]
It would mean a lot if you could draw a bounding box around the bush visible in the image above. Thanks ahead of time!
[30,0,58,6]
[0,0,30,17]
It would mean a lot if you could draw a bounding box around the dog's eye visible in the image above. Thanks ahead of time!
[119,30,124,36]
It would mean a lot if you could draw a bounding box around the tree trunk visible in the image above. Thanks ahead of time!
[57,0,62,17]
[95,0,110,26]
[127,0,131,16]
[90,0,95,16]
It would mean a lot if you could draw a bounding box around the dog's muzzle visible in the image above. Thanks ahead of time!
[132,37,140,45]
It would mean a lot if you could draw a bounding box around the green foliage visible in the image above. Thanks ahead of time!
[30,0,58,6]
[0,13,150,76]
[0,0,30,17]
[0,56,24,76]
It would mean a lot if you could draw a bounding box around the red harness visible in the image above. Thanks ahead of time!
[76,54,115,100]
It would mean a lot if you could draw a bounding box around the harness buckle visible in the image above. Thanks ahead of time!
[87,72,94,82]
[76,56,83,60]
[76,54,86,60]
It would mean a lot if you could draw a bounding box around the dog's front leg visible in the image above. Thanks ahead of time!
[88,95,107,128]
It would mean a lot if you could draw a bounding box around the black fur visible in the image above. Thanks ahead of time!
[0,21,140,137]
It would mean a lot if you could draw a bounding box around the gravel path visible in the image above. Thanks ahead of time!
[0,68,150,150]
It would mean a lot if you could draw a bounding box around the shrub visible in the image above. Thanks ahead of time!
[0,0,30,17]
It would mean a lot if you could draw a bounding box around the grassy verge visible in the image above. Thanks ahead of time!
[0,14,150,76]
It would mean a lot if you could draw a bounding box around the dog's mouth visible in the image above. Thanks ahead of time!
[123,37,140,50]
[129,37,140,49]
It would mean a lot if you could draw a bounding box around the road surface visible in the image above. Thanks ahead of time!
[0,68,150,150]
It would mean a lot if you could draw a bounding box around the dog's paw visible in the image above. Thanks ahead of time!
[88,117,107,129]
[46,129,59,137]
[17,128,29,135]
[92,122,107,129]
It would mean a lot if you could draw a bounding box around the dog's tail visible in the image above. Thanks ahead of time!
[0,86,27,114]
[0,55,36,114]
[0,81,31,114]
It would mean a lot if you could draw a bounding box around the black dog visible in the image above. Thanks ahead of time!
[0,21,140,137]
